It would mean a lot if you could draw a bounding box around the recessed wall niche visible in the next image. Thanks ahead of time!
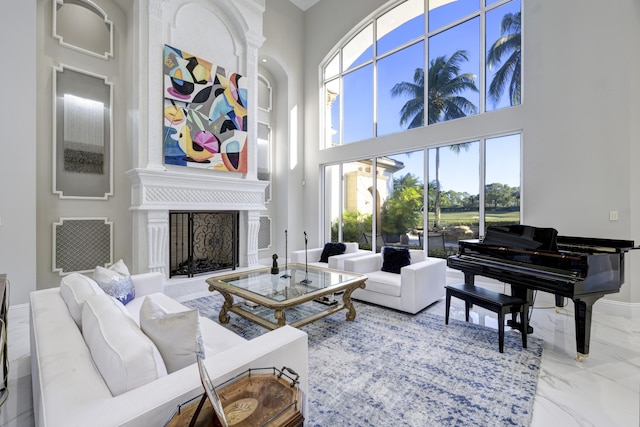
[52,0,114,59]
[53,64,113,199]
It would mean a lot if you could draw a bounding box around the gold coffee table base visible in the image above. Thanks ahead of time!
[206,264,367,330]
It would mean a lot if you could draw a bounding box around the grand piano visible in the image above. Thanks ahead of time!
[447,224,637,360]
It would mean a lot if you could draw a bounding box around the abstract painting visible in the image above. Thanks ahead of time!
[163,44,248,173]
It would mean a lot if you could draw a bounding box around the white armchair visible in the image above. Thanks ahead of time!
[343,249,446,314]
[290,242,370,270]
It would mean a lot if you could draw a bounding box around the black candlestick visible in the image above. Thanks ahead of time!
[270,254,279,275]
[281,229,291,278]
[300,231,312,284]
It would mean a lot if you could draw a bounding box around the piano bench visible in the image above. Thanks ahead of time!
[444,283,528,353]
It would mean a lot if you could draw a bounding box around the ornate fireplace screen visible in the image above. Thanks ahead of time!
[169,211,239,278]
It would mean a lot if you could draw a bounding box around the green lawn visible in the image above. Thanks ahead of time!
[427,210,520,226]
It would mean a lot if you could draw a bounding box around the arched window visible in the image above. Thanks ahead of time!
[321,1,522,255]
[322,0,521,148]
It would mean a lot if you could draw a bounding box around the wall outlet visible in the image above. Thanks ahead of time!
[609,211,618,221]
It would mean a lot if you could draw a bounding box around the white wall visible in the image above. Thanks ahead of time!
[35,0,132,291]
[301,0,389,250]
[521,0,640,303]
[0,1,37,305]
[629,2,640,307]
[298,0,640,303]
[260,0,307,254]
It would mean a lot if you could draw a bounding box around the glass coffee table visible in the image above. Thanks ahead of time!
[205,263,367,330]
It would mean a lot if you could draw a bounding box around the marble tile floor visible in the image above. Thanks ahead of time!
[1,271,639,427]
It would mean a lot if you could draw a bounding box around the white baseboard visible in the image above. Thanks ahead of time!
[593,298,640,318]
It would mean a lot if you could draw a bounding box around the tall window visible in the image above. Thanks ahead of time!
[428,141,480,254]
[484,134,520,226]
[322,0,521,148]
[427,133,520,253]
[325,133,520,258]
[326,153,425,253]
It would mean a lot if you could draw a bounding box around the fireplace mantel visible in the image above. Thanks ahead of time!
[127,168,267,211]
[126,167,268,276]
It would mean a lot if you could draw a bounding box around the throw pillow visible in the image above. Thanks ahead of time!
[109,258,130,276]
[93,260,135,305]
[82,293,167,396]
[60,273,105,329]
[319,242,347,263]
[380,246,411,274]
[139,296,205,374]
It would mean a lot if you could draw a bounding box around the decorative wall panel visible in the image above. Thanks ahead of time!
[257,122,271,202]
[53,64,113,199]
[257,74,272,112]
[258,215,271,250]
[53,218,113,275]
[53,0,113,59]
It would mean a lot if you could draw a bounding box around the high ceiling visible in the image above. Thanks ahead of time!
[289,0,321,11]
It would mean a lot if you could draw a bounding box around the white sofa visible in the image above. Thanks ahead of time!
[343,249,446,314]
[30,272,308,427]
[291,242,369,270]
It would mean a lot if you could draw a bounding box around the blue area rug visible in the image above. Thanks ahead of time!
[184,295,543,426]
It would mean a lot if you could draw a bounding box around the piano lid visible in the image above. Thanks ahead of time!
[452,225,637,280]
[481,225,559,251]
[480,225,636,254]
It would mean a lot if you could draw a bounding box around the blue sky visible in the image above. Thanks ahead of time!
[331,0,521,195]
[387,133,520,196]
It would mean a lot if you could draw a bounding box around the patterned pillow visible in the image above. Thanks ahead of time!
[319,242,347,263]
[380,246,411,274]
[93,260,135,305]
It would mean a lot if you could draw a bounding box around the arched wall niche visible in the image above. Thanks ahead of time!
[139,0,264,171]
[164,0,250,75]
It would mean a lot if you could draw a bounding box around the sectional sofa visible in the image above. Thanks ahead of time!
[30,272,308,427]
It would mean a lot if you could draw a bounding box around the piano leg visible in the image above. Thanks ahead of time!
[555,294,565,313]
[463,273,475,312]
[573,295,601,361]
[464,272,475,285]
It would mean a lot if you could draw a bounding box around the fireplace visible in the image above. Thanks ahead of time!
[126,168,268,278]
[169,211,239,277]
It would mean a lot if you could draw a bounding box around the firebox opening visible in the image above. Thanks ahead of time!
[169,211,239,278]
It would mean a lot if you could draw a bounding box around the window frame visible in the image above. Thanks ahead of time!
[321,0,521,148]
[322,130,522,253]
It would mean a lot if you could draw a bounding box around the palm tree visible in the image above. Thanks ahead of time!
[487,12,521,107]
[390,50,478,228]
[393,173,422,191]
[382,173,424,241]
